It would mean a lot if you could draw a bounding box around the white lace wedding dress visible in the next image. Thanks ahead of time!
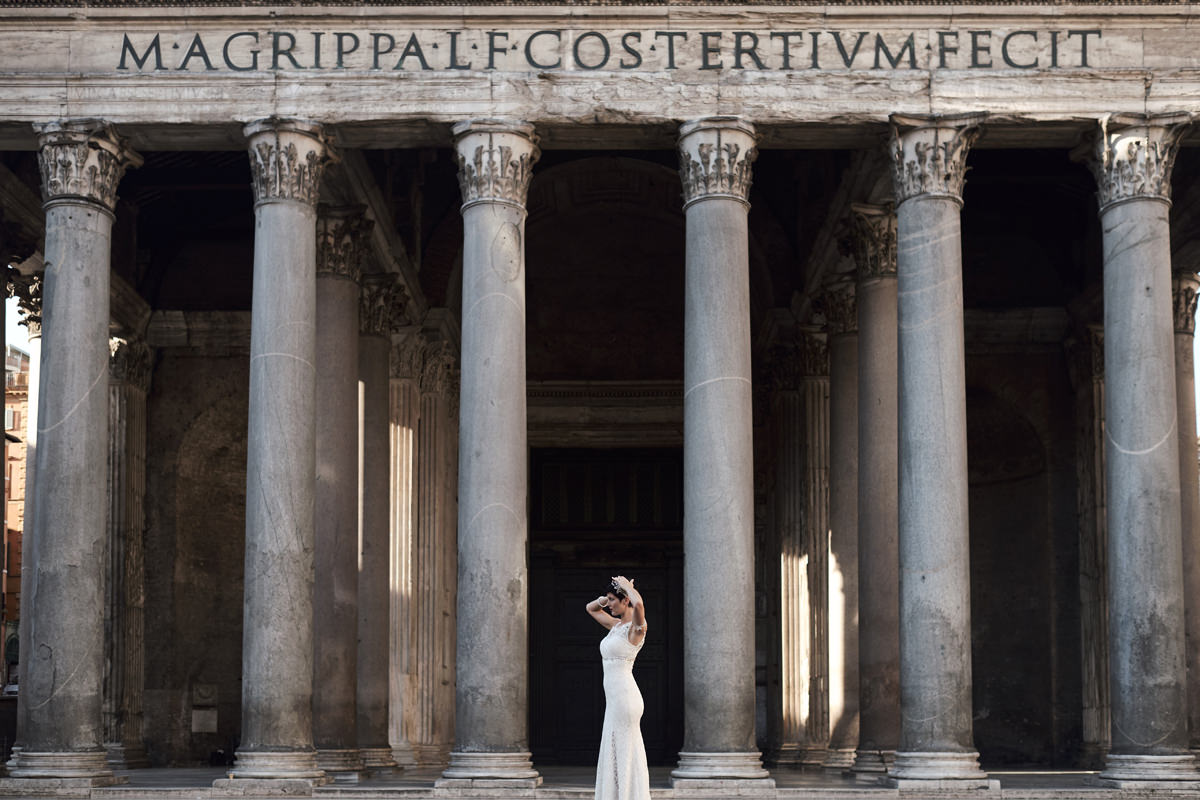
[595,620,651,800]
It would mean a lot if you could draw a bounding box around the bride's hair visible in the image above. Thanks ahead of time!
[606,580,628,600]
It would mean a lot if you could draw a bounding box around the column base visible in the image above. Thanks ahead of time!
[225,749,329,782]
[0,776,127,797]
[1098,754,1200,787]
[315,748,364,782]
[436,751,541,788]
[105,742,151,770]
[800,745,827,768]
[763,743,801,768]
[823,747,857,771]
[359,746,399,772]
[391,740,419,769]
[851,749,895,783]
[6,750,118,780]
[671,751,772,781]
[887,751,989,785]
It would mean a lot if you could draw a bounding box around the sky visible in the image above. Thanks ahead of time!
[5,297,1200,432]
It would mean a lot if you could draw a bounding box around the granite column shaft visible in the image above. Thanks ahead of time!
[850,204,901,778]
[229,118,326,783]
[8,121,138,784]
[888,114,986,783]
[672,116,771,786]
[1083,114,1198,784]
[1173,271,1200,755]
[313,206,368,779]
[440,120,540,787]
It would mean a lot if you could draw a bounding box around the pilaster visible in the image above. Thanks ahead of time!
[1175,268,1200,757]
[821,275,859,772]
[103,337,152,770]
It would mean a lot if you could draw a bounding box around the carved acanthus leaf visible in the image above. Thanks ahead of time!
[316,205,372,282]
[768,330,828,390]
[454,124,539,209]
[889,114,984,204]
[109,337,153,392]
[390,330,424,380]
[678,120,757,207]
[9,271,42,337]
[1084,114,1193,211]
[1173,272,1199,335]
[34,120,142,212]
[820,275,857,335]
[245,119,327,206]
[851,203,897,280]
[419,340,457,395]
[360,275,410,337]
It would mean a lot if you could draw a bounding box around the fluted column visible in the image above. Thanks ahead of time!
[887,113,987,784]
[765,346,809,769]
[439,120,540,788]
[672,116,771,787]
[226,118,327,784]
[822,275,859,771]
[1081,113,1200,786]
[358,277,407,773]
[850,204,901,779]
[103,337,152,770]
[1173,270,1200,756]
[313,205,368,780]
[388,333,422,769]
[1069,325,1111,767]
[413,340,458,767]
[4,121,139,786]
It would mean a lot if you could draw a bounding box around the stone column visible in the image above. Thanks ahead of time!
[764,341,810,769]
[849,204,901,779]
[822,274,859,771]
[312,205,368,780]
[358,276,407,773]
[798,327,830,769]
[225,118,327,785]
[887,113,987,785]
[1173,269,1200,756]
[671,116,772,788]
[103,337,152,769]
[1081,112,1200,786]
[1069,325,1111,768]
[4,121,139,787]
[438,120,540,788]
[414,340,457,767]
[388,332,422,769]
[8,272,40,768]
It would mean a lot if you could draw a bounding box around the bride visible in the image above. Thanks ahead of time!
[585,575,650,800]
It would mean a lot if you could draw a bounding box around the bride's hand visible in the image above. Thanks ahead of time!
[612,575,634,594]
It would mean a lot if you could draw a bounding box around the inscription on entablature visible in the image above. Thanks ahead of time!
[116,28,1103,74]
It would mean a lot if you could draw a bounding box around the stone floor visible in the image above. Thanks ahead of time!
[71,766,1200,800]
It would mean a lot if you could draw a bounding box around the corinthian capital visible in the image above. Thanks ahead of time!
[1174,271,1200,335]
[360,275,410,338]
[678,117,757,208]
[34,120,142,212]
[850,203,897,281]
[1081,113,1193,212]
[109,337,153,392]
[8,271,42,337]
[419,340,457,395]
[244,118,327,206]
[821,274,857,335]
[889,113,985,205]
[316,205,372,282]
[453,120,539,210]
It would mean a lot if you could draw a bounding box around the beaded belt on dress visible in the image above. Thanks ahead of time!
[603,656,636,662]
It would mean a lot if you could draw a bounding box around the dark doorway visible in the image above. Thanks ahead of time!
[529,447,684,767]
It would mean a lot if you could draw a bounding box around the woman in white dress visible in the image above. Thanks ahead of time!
[585,575,651,800]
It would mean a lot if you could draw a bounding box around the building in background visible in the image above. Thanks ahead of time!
[3,343,27,690]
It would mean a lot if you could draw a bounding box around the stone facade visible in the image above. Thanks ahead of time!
[0,1,1199,796]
